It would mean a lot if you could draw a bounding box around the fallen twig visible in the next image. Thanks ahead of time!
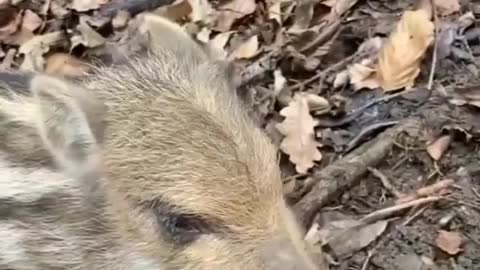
[368,167,404,198]
[316,89,413,128]
[427,0,439,91]
[293,119,420,227]
[344,121,399,153]
[360,196,443,224]
[360,250,374,270]
[396,178,454,204]
[287,52,360,93]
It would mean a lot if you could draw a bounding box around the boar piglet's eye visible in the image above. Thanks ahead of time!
[151,202,214,245]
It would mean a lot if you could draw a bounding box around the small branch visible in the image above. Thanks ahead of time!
[360,250,375,270]
[287,52,359,92]
[402,203,431,225]
[368,167,404,198]
[427,0,439,90]
[396,179,454,204]
[360,196,443,224]
[345,121,399,153]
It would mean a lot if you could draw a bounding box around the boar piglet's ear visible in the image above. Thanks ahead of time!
[29,74,107,188]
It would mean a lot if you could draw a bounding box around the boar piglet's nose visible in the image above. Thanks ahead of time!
[261,238,320,270]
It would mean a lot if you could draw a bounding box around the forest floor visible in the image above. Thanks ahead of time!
[0,0,479,269]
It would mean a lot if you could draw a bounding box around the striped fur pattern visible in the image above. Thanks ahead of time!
[0,14,321,270]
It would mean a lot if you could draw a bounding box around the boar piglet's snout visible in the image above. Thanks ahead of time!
[261,238,319,270]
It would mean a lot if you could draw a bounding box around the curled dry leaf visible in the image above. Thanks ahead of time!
[229,35,259,60]
[436,230,462,255]
[304,93,330,112]
[334,37,383,90]
[276,93,322,174]
[426,135,451,161]
[216,0,256,31]
[45,53,91,77]
[333,70,349,89]
[377,8,434,91]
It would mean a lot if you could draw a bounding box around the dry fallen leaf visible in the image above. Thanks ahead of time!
[0,48,16,70]
[45,53,91,77]
[276,93,322,174]
[188,0,215,24]
[155,0,192,22]
[348,58,381,90]
[426,135,451,161]
[19,31,64,71]
[268,1,282,24]
[333,70,349,89]
[436,230,462,255]
[2,9,44,45]
[289,0,314,32]
[377,7,434,91]
[229,35,259,60]
[325,0,359,22]
[330,220,389,257]
[71,18,106,49]
[216,0,256,31]
[334,37,383,90]
[0,8,22,42]
[71,0,102,12]
[305,218,388,258]
[435,0,461,16]
[304,93,330,112]
[22,9,42,32]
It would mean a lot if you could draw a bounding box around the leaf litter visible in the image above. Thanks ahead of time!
[1,0,480,269]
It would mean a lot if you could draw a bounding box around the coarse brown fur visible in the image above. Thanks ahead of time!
[0,14,322,270]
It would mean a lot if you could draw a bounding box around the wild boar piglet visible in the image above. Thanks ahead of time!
[0,14,321,270]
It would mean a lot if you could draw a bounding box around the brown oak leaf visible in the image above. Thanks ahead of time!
[276,93,322,174]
